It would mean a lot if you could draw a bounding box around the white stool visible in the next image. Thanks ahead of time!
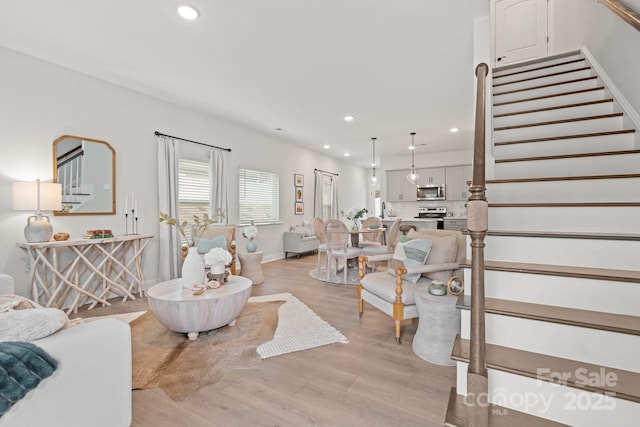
[412,287,460,365]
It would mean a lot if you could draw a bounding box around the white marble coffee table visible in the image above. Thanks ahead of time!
[146,275,252,340]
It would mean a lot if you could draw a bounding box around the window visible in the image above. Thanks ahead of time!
[239,168,279,225]
[321,175,333,220]
[178,158,210,243]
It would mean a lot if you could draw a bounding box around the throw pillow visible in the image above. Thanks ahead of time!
[423,234,459,282]
[196,234,227,254]
[0,298,68,342]
[387,239,432,284]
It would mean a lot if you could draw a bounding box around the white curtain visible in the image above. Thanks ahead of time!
[157,135,181,281]
[314,171,339,220]
[209,148,229,222]
[314,171,324,219]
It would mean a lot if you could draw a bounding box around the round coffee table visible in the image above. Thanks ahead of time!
[146,275,252,340]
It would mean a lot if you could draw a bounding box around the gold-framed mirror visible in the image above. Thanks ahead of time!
[53,135,116,215]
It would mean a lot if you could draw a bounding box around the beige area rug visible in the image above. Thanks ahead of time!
[123,292,348,401]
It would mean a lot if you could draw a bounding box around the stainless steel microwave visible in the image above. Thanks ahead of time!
[417,184,445,201]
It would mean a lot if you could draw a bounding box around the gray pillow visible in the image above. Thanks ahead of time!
[196,234,227,254]
[387,239,432,284]
[422,234,458,282]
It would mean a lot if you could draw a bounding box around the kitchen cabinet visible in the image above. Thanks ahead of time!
[386,169,418,201]
[416,167,445,186]
[445,165,472,201]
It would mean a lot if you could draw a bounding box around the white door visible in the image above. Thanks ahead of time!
[495,0,548,67]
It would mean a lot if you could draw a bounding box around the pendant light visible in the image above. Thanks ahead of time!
[406,132,420,184]
[369,137,378,186]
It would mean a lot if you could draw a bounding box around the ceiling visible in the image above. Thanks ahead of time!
[0,0,488,167]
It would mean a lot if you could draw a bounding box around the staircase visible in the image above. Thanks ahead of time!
[447,51,640,426]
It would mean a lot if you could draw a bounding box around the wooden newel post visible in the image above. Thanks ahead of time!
[466,62,489,427]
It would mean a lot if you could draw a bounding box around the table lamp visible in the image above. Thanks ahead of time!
[13,179,62,243]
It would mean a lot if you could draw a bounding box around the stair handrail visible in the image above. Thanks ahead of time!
[601,0,640,31]
[466,62,489,427]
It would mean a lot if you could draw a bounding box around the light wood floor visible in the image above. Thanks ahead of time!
[75,254,456,427]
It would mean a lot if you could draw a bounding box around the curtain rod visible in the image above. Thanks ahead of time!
[154,131,231,152]
[314,168,338,176]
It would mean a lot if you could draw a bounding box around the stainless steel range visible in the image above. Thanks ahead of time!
[415,206,446,229]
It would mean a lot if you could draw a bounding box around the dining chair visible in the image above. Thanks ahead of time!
[324,220,361,283]
[314,218,328,272]
[359,217,384,248]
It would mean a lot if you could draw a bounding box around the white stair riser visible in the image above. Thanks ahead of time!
[462,269,640,316]
[493,54,584,80]
[493,88,606,115]
[493,69,594,94]
[456,364,638,427]
[493,101,615,128]
[494,132,635,159]
[494,115,623,143]
[494,153,640,179]
[487,206,640,234]
[493,61,588,86]
[459,312,640,371]
[486,177,640,204]
[493,78,599,104]
[482,234,640,270]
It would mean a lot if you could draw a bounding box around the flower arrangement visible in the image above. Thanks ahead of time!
[204,247,232,267]
[341,206,368,221]
[159,208,225,247]
[242,222,258,240]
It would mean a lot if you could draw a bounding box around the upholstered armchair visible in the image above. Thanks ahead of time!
[181,225,237,275]
[357,229,466,343]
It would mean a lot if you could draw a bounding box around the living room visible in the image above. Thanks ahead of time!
[2,1,640,426]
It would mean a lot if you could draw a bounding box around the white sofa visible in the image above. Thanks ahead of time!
[283,231,319,258]
[0,275,132,427]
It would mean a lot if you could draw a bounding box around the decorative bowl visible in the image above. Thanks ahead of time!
[368,225,380,230]
[53,232,70,241]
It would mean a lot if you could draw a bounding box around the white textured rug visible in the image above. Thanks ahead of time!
[249,292,348,358]
[309,267,360,285]
[82,311,146,324]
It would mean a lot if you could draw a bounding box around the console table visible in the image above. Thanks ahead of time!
[16,234,153,314]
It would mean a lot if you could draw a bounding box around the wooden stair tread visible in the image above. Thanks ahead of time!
[451,336,640,403]
[493,50,582,75]
[487,173,640,184]
[489,202,640,208]
[493,74,596,94]
[494,98,614,118]
[493,63,591,87]
[484,230,640,241]
[494,113,622,132]
[494,87,605,107]
[444,387,568,427]
[459,259,640,284]
[456,295,640,336]
[495,148,640,163]
[495,129,635,146]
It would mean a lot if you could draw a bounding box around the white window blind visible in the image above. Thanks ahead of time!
[239,168,279,224]
[179,158,210,243]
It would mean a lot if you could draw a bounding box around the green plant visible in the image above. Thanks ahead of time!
[159,208,225,247]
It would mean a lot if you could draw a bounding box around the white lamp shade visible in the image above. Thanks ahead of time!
[13,181,62,211]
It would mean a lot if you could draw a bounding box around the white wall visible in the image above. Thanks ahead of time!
[0,46,368,296]
[575,0,640,118]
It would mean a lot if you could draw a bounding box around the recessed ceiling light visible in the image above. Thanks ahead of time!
[177,5,200,20]
[344,153,350,157]
[344,115,354,122]
[450,127,459,133]
[323,144,330,149]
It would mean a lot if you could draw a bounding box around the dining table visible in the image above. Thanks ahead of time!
[348,226,386,248]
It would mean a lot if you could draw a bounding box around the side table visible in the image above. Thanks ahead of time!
[412,287,461,365]
[238,251,264,285]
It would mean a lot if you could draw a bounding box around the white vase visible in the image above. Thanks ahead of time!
[182,246,205,286]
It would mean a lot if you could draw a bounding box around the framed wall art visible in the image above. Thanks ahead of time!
[295,202,304,215]
[295,187,303,202]
[294,174,304,187]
